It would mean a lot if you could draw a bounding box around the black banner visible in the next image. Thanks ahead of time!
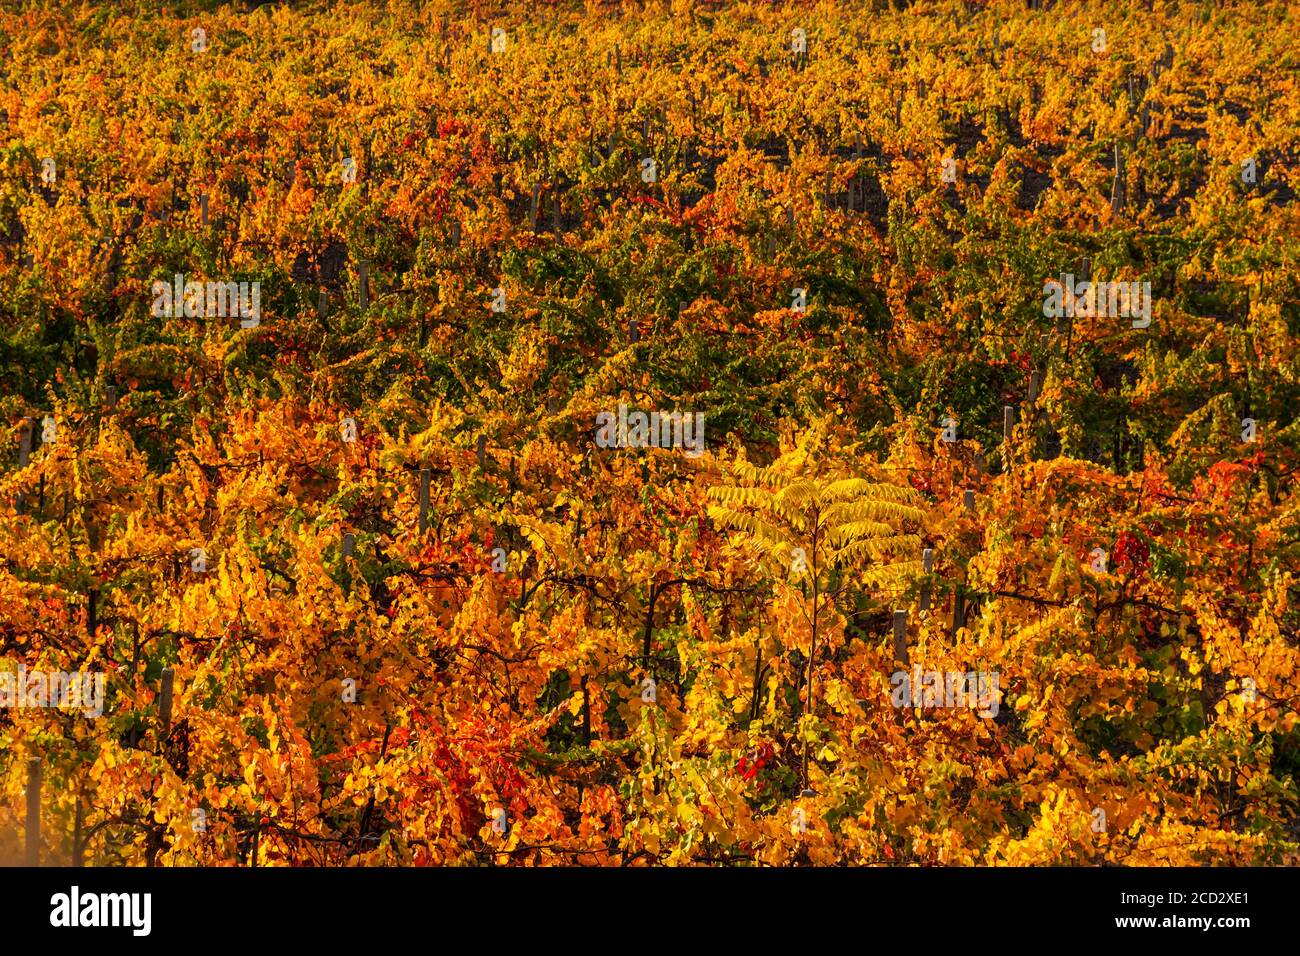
[0,866,1288,945]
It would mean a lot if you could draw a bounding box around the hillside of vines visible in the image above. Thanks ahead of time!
[1,0,1298,866]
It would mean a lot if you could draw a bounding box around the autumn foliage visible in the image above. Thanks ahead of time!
[1,0,1298,866]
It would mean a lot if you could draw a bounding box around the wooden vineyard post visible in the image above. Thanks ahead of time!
[156,454,172,513]
[1056,271,1072,338]
[919,547,934,612]
[72,793,84,868]
[18,418,32,467]
[418,466,431,534]
[1056,266,1071,333]
[159,667,175,739]
[16,418,33,513]
[893,609,909,666]
[1027,371,1042,458]
[950,583,966,640]
[1111,144,1125,214]
[26,758,41,866]
[1003,405,1015,442]
[340,531,356,592]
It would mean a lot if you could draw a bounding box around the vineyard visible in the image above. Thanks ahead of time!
[1,0,1298,867]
